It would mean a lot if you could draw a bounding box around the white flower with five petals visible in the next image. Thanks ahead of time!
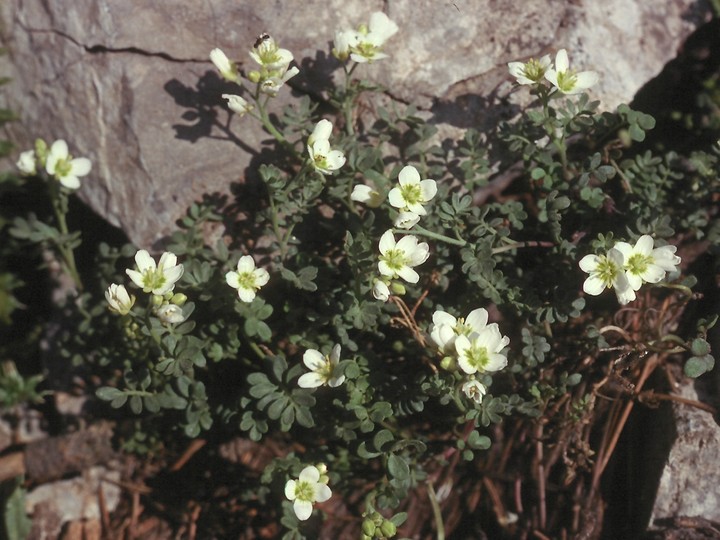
[250,34,293,71]
[507,55,552,86]
[614,235,681,291]
[544,49,599,95]
[579,248,634,305]
[298,344,345,388]
[225,255,270,303]
[430,308,492,354]
[388,165,437,216]
[126,250,184,296]
[350,12,399,63]
[377,230,429,284]
[454,325,509,376]
[284,465,332,521]
[45,140,92,190]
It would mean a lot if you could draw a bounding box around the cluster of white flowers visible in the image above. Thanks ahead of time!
[352,165,438,230]
[579,235,681,305]
[508,48,599,95]
[16,139,92,190]
[351,165,436,302]
[332,12,398,64]
[103,250,187,323]
[209,33,299,118]
[307,119,346,175]
[284,464,332,521]
[429,308,509,403]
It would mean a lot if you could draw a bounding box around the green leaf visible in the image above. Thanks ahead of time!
[467,430,491,450]
[0,477,31,540]
[387,454,410,480]
[691,338,710,357]
[372,429,394,452]
[684,355,714,378]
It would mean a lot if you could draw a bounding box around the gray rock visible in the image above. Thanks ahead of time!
[0,0,711,246]
[649,382,720,527]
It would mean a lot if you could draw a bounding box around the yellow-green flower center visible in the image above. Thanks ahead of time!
[236,272,258,292]
[142,269,167,292]
[463,343,490,371]
[595,256,621,287]
[399,183,423,206]
[55,158,72,177]
[556,70,579,93]
[381,248,408,273]
[522,58,547,82]
[626,253,652,276]
[294,480,314,502]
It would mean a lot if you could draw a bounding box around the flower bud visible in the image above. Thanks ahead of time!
[362,519,377,536]
[248,70,261,83]
[390,282,406,295]
[34,138,48,164]
[151,294,164,307]
[170,293,187,306]
[380,519,397,537]
[440,356,457,371]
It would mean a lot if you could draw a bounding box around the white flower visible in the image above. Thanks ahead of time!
[222,94,253,116]
[351,184,384,207]
[210,48,239,82]
[307,119,346,174]
[507,55,552,85]
[284,465,332,521]
[377,230,429,284]
[579,248,634,305]
[155,303,186,325]
[250,34,293,70]
[105,284,135,315]
[126,250,184,296]
[454,325,509,376]
[544,49,599,95]
[394,211,421,230]
[260,65,299,96]
[388,166,437,216]
[613,235,681,292]
[332,29,358,61]
[16,150,37,175]
[350,12,399,63]
[429,308,491,354]
[298,344,345,388]
[45,140,92,190]
[225,255,270,302]
[372,279,391,302]
[462,379,487,404]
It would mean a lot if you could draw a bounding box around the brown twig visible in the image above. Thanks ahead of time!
[170,439,207,472]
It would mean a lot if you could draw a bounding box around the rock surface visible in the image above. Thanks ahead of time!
[649,381,720,527]
[0,0,712,246]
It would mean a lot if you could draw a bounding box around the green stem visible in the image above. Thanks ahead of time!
[491,240,553,255]
[342,63,359,136]
[50,186,84,291]
[427,483,446,540]
[396,226,467,247]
